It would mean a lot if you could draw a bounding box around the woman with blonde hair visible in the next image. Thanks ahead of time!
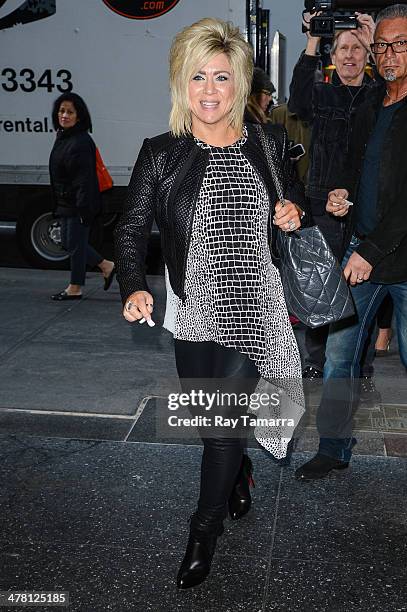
[115,17,306,588]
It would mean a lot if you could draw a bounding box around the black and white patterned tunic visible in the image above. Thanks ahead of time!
[164,129,304,457]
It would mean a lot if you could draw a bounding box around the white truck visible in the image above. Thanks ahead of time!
[0,0,258,267]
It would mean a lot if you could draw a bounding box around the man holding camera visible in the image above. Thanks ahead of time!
[296,4,407,480]
[288,9,378,394]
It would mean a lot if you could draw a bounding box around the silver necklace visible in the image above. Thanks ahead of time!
[385,88,407,103]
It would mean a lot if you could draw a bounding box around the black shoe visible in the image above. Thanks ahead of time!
[359,376,382,405]
[295,453,349,481]
[103,267,116,291]
[228,454,255,520]
[176,514,224,589]
[51,291,82,301]
[302,366,323,380]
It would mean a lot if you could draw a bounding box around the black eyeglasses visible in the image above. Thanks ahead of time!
[371,40,407,54]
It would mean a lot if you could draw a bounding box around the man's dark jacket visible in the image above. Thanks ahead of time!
[288,52,376,215]
[114,123,306,304]
[341,84,407,284]
[49,125,101,225]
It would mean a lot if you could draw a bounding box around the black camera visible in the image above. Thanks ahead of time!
[309,13,357,36]
[304,0,402,37]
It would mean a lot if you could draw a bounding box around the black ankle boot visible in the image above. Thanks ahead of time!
[228,454,255,520]
[176,514,224,589]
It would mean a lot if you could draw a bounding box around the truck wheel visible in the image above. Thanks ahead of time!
[17,198,103,269]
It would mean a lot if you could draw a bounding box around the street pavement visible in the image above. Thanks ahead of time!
[0,267,406,611]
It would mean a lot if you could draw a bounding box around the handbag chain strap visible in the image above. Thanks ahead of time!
[255,124,286,207]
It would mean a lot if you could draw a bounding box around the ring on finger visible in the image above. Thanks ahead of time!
[288,219,296,231]
[126,301,133,311]
[357,277,363,282]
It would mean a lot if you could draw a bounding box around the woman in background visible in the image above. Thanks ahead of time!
[49,93,115,300]
[244,66,275,124]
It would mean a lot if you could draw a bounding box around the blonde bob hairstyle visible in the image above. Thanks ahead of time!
[169,18,254,137]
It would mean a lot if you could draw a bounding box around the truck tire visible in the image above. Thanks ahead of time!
[16,196,104,269]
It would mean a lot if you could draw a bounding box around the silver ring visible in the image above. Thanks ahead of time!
[126,301,133,311]
[288,219,296,231]
[357,277,363,282]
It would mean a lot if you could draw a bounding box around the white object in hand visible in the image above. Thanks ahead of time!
[333,199,353,207]
[139,317,155,327]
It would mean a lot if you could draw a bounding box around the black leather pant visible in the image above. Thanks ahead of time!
[376,294,394,329]
[174,340,259,524]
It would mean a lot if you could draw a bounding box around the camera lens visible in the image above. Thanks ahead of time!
[310,15,335,36]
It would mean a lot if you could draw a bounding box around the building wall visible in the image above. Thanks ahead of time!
[263,0,306,100]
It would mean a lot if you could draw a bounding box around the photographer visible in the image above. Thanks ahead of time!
[288,9,378,396]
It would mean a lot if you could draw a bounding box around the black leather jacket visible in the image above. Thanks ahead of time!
[288,52,376,215]
[49,125,101,224]
[341,85,407,284]
[114,123,306,304]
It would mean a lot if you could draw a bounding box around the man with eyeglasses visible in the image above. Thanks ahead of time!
[296,3,407,481]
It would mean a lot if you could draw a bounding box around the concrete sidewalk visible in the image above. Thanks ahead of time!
[0,267,406,611]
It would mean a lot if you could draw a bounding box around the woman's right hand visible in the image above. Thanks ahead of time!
[326,189,351,217]
[123,291,154,324]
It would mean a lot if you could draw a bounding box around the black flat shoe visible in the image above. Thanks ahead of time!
[228,454,255,520]
[176,514,223,589]
[295,453,349,481]
[103,267,116,291]
[51,291,82,301]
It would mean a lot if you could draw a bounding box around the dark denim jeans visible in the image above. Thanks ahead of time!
[60,216,103,285]
[317,236,407,461]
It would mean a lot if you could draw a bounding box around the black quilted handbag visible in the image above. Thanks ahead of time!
[256,125,354,329]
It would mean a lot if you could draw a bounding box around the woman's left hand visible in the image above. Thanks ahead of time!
[273,200,302,232]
